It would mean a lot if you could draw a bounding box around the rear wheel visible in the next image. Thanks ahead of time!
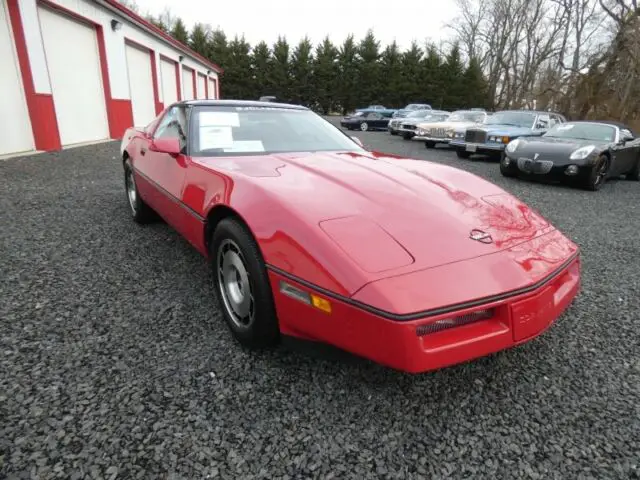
[456,148,471,159]
[582,154,609,191]
[425,141,436,149]
[360,122,369,132]
[626,157,640,181]
[123,158,155,223]
[210,218,280,348]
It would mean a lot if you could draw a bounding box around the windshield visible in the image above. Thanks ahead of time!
[406,110,431,118]
[448,111,486,123]
[486,111,536,128]
[543,123,616,142]
[191,106,364,156]
[422,114,449,122]
[406,104,425,110]
[350,111,365,117]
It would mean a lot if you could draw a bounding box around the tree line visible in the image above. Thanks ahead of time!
[118,1,490,114]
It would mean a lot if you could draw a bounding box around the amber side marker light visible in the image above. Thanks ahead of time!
[279,281,332,314]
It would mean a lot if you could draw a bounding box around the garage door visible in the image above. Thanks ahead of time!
[160,58,177,106]
[182,67,194,100]
[0,0,34,155]
[208,78,217,99]
[197,73,206,99]
[38,6,108,146]
[125,43,155,127]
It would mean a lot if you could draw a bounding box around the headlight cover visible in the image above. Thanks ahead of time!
[505,139,521,153]
[569,145,596,160]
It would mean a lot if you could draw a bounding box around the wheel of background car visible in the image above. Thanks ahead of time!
[123,158,155,224]
[456,148,471,159]
[425,141,436,149]
[583,154,609,191]
[500,154,518,178]
[210,218,280,348]
[360,122,369,132]
[402,133,412,140]
[390,131,397,136]
[626,156,639,181]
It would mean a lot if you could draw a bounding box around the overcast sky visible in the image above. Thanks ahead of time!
[131,0,460,50]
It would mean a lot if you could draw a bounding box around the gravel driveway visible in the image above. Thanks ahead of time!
[1,121,639,479]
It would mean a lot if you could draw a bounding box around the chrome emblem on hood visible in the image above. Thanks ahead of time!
[469,229,493,244]
[534,153,540,160]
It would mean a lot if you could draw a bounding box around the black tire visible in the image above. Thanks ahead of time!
[456,148,471,159]
[425,141,436,149]
[500,154,518,178]
[390,131,398,136]
[123,158,156,224]
[360,122,369,132]
[626,157,640,181]
[582,154,609,191]
[402,133,413,140]
[210,218,280,348]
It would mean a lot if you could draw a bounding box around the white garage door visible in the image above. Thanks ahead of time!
[125,44,155,127]
[160,58,177,106]
[38,6,108,146]
[182,68,194,100]
[208,78,217,99]
[197,74,206,99]
[0,1,34,155]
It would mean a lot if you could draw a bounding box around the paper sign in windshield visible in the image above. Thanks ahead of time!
[199,126,233,150]
[199,111,240,127]
[224,141,265,153]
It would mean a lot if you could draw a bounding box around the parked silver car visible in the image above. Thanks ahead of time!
[391,110,450,139]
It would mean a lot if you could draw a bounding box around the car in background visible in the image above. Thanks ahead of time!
[414,110,488,148]
[392,103,432,118]
[340,110,395,131]
[393,110,450,139]
[450,110,567,160]
[356,105,387,112]
[500,121,640,190]
[120,99,581,374]
[259,96,277,102]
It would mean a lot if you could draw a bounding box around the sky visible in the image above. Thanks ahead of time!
[130,0,460,50]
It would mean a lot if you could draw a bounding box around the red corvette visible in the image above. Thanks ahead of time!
[121,100,581,373]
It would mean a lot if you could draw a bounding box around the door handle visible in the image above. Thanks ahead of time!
[140,148,146,156]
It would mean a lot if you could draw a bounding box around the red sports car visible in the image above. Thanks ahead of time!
[120,100,581,373]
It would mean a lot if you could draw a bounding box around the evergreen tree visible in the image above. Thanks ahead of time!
[313,37,339,114]
[251,41,272,98]
[357,30,381,107]
[289,37,314,107]
[189,23,209,57]
[422,44,444,108]
[146,15,167,32]
[223,35,252,99]
[442,43,465,110]
[337,35,359,114]
[379,41,402,107]
[462,57,490,109]
[399,41,423,106]
[268,36,291,101]
[170,18,189,45]
[208,29,230,73]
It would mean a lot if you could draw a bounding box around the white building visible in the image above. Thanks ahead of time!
[1,0,222,156]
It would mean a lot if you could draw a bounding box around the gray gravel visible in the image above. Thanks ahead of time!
[1,121,639,479]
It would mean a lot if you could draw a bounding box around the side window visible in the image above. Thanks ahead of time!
[369,113,382,120]
[154,106,188,148]
[536,115,550,129]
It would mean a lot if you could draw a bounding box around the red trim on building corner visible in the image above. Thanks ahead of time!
[7,0,61,151]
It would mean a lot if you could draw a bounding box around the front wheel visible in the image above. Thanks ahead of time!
[211,218,280,348]
[425,141,436,149]
[500,154,518,178]
[456,148,471,159]
[390,130,398,136]
[582,154,609,191]
[360,122,369,132]
[124,159,155,223]
[402,133,413,140]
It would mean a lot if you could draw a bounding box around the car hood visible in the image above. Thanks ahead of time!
[201,151,555,281]
[513,137,606,158]
[417,120,479,130]
[473,125,534,137]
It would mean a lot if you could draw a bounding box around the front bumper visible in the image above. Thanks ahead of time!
[269,245,580,374]
[450,140,506,155]
[414,136,452,144]
[504,154,593,183]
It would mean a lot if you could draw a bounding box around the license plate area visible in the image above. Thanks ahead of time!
[511,286,556,342]
[466,144,477,152]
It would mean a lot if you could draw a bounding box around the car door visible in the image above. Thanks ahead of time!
[611,128,637,175]
[135,104,190,227]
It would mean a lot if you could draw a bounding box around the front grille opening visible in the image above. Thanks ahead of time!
[416,308,494,336]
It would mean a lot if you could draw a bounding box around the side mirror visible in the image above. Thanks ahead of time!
[350,136,364,147]
[149,137,181,156]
